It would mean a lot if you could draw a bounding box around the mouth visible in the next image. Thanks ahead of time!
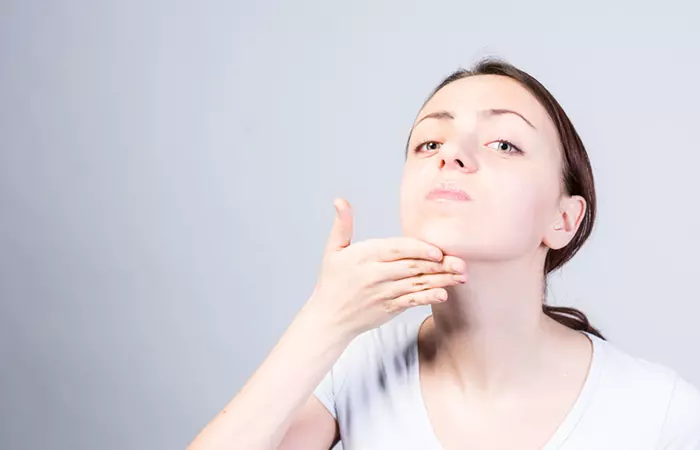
[426,184,472,202]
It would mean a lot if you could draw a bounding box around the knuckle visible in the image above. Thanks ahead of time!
[418,275,435,287]
[441,273,457,284]
[383,300,398,313]
[411,278,427,289]
[364,275,380,289]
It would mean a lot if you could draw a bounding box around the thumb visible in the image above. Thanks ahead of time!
[325,198,354,253]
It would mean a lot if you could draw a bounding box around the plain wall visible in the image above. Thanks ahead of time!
[1,1,699,449]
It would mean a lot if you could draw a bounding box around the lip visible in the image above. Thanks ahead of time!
[426,183,471,202]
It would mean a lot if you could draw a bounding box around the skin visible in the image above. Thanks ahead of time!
[400,74,594,449]
[189,74,599,450]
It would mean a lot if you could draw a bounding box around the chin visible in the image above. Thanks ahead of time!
[402,216,525,261]
[403,219,480,256]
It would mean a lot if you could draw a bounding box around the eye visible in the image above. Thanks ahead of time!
[486,139,522,154]
[414,141,442,153]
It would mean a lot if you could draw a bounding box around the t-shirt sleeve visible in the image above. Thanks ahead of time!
[659,373,700,449]
[310,326,379,422]
[313,365,337,420]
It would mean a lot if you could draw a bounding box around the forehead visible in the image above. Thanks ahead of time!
[416,74,560,147]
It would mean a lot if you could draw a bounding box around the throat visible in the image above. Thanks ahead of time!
[418,312,590,397]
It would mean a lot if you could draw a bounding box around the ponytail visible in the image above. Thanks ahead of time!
[542,305,605,340]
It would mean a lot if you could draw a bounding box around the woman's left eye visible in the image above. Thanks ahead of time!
[486,139,522,154]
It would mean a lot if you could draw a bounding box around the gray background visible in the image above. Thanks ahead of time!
[1,1,699,449]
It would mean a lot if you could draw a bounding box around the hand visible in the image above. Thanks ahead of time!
[304,198,467,339]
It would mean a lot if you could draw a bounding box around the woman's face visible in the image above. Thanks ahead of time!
[400,74,570,260]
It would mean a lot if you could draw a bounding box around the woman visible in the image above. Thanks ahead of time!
[188,58,700,449]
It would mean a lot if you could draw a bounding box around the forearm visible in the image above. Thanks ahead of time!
[187,305,351,450]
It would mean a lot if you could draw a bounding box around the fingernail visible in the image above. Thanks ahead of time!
[454,275,467,283]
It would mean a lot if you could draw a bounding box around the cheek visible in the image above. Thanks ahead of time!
[399,164,432,235]
[399,167,556,258]
[492,177,543,217]
[399,172,420,234]
[400,157,557,259]
[486,171,554,235]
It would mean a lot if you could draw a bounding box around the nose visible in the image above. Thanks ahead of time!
[437,142,478,174]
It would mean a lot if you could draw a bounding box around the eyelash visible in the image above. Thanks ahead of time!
[413,138,523,155]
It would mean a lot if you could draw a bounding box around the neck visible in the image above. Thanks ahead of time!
[424,252,560,395]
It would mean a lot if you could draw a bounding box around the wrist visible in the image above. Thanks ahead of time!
[296,299,354,347]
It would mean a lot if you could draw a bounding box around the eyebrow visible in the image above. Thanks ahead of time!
[414,108,537,130]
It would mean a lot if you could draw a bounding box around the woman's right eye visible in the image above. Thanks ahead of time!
[415,141,442,153]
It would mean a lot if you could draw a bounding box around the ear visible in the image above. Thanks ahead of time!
[543,195,587,250]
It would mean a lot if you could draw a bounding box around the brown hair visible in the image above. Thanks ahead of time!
[409,56,605,340]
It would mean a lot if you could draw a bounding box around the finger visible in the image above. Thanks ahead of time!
[374,256,467,281]
[383,272,466,300]
[382,288,449,313]
[324,198,354,254]
[360,237,444,263]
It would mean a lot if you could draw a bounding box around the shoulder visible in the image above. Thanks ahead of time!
[595,337,681,390]
[592,336,700,446]
[658,373,700,448]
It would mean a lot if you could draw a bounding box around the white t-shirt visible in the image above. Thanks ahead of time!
[313,311,700,449]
